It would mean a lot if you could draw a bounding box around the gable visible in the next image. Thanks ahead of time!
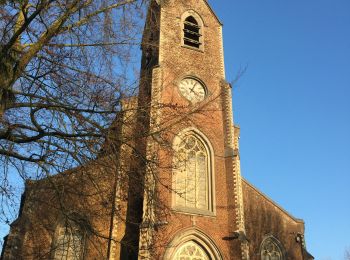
[242,178,304,224]
[155,0,222,25]
[202,0,222,25]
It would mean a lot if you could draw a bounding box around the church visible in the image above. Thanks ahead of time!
[1,0,314,259]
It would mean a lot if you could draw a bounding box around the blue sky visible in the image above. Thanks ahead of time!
[210,0,350,259]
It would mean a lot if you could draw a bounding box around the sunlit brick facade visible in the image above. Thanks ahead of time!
[2,1,313,259]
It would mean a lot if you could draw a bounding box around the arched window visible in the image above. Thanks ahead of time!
[260,237,285,260]
[183,16,202,49]
[173,131,213,214]
[53,224,84,260]
[174,241,210,260]
[164,229,223,260]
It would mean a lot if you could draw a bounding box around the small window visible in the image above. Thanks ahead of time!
[183,16,201,49]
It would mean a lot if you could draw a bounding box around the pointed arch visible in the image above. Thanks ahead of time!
[172,128,215,216]
[51,215,86,260]
[260,235,286,260]
[163,228,223,260]
[181,10,205,51]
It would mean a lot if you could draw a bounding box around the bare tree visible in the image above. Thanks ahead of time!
[345,248,350,260]
[0,0,146,222]
[0,1,240,259]
[0,1,203,257]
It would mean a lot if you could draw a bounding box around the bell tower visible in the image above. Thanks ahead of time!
[0,1,313,259]
[125,0,249,259]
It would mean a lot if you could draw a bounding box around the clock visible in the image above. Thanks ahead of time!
[179,78,206,103]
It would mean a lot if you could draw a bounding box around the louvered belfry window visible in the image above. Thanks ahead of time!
[174,134,211,213]
[183,16,201,48]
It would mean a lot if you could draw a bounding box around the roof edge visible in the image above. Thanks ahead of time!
[242,178,305,224]
[202,0,222,25]
[155,0,222,25]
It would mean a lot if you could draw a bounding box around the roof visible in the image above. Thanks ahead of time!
[155,0,222,25]
[202,0,222,25]
[242,178,305,224]
[303,248,315,260]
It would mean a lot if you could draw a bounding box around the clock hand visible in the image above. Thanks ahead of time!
[190,83,198,93]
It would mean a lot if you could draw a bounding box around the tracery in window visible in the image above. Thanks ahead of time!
[260,237,285,260]
[173,133,212,214]
[173,241,210,260]
[53,225,84,260]
[164,229,223,260]
[183,16,202,49]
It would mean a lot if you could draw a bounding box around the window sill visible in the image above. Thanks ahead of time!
[172,207,215,217]
[181,44,204,53]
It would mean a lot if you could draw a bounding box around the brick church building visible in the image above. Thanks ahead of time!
[2,0,313,259]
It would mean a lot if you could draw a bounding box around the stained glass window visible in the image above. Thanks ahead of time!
[174,134,211,212]
[174,241,210,260]
[260,238,284,260]
[53,226,83,260]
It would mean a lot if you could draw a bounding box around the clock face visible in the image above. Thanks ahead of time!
[179,78,206,103]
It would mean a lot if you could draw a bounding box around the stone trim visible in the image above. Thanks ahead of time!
[259,235,287,260]
[163,228,223,260]
[202,0,223,25]
[171,127,216,216]
[180,10,205,52]
[218,26,225,79]
[158,3,164,65]
[155,0,222,25]
[109,98,139,259]
[221,81,249,259]
[138,66,163,259]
